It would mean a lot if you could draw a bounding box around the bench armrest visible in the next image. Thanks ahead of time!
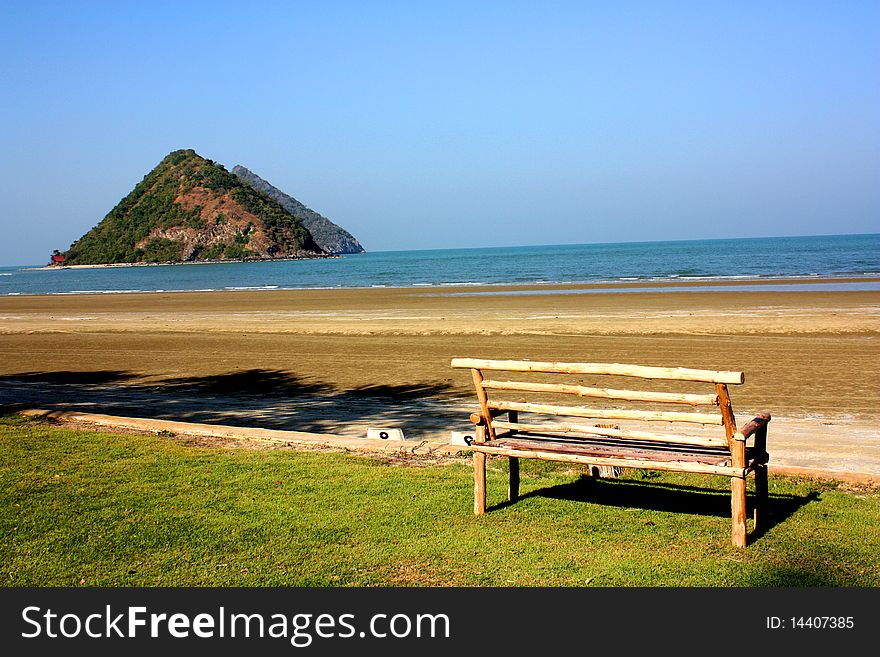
[733,411,771,461]
[737,411,771,440]
[469,409,506,425]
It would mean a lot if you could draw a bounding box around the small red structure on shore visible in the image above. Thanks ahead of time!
[50,253,66,266]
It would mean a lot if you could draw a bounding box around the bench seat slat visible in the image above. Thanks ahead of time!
[492,420,729,447]
[489,435,755,466]
[481,379,719,406]
[470,442,746,477]
[489,400,721,425]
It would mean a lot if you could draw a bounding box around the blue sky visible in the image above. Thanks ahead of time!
[1,1,878,264]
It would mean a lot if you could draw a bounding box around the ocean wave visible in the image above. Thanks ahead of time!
[435,280,880,297]
[64,289,146,294]
[642,274,767,283]
[223,285,280,291]
[290,286,341,290]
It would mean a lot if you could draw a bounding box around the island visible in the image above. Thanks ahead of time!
[55,149,363,265]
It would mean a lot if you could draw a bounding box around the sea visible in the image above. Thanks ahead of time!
[1,233,879,297]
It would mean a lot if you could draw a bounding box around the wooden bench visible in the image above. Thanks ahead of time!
[451,358,771,547]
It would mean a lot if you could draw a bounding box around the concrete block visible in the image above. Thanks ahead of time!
[366,427,405,441]
[450,430,476,446]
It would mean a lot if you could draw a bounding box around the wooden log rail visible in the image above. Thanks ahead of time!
[480,379,719,406]
[451,358,744,384]
[488,399,721,425]
[490,419,729,448]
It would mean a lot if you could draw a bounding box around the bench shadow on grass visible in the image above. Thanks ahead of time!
[520,477,854,584]
[496,475,818,544]
[0,368,460,437]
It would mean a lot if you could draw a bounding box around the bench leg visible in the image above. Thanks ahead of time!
[754,464,768,532]
[508,457,520,503]
[731,475,747,547]
[474,452,487,515]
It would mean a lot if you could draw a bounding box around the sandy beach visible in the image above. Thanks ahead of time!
[2,280,879,408]
[1,280,879,476]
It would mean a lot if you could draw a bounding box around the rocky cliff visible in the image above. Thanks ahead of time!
[232,165,365,255]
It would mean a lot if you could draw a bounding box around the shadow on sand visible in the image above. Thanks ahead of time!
[0,368,463,438]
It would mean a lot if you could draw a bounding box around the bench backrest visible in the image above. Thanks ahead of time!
[450,358,745,450]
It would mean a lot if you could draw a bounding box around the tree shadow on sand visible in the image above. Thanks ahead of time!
[158,369,335,397]
[0,368,464,438]
[1,370,141,385]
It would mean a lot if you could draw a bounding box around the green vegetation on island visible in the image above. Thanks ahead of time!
[61,149,326,265]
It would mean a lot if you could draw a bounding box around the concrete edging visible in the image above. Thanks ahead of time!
[18,409,465,457]
[13,409,879,484]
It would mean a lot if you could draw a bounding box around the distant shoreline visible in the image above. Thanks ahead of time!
[27,254,341,271]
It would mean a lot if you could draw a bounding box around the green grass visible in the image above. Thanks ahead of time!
[2,414,878,587]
